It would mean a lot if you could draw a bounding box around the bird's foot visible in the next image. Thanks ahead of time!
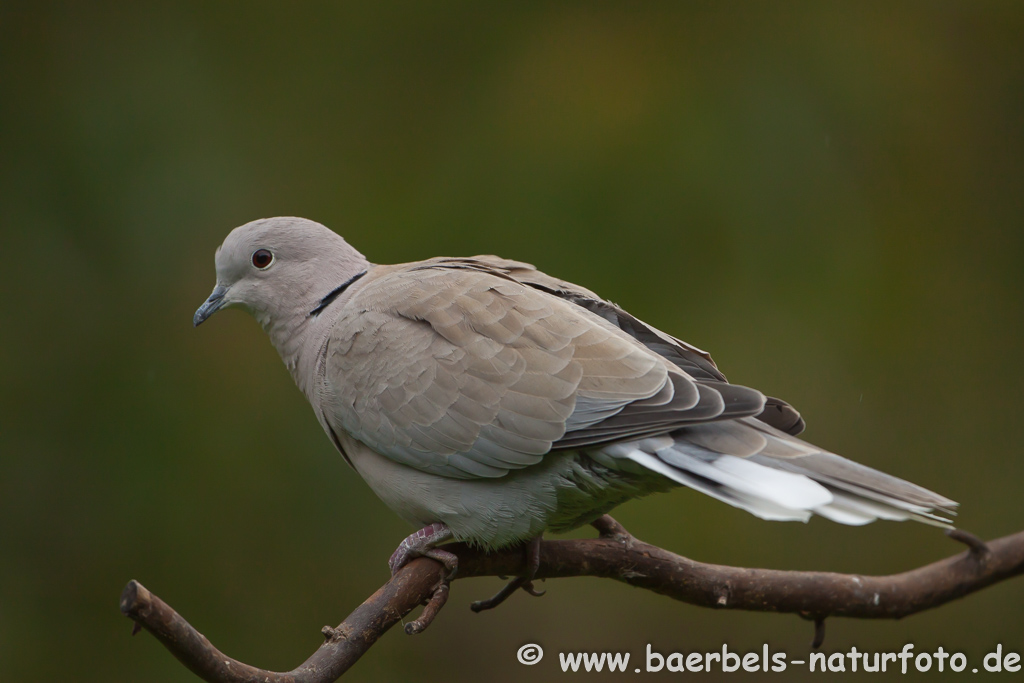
[389,522,458,579]
[471,535,545,612]
[404,582,450,635]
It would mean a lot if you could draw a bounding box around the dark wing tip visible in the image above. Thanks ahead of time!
[757,396,806,435]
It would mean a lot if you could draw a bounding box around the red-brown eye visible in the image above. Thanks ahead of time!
[251,249,274,269]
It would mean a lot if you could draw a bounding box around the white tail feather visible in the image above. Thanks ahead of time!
[655,447,833,510]
[620,448,812,522]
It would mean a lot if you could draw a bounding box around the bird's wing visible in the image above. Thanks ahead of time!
[320,259,767,479]
[462,255,728,381]
[462,255,805,435]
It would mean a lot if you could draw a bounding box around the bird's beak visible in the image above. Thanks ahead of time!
[194,285,229,327]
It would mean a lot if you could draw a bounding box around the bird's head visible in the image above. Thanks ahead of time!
[193,216,370,330]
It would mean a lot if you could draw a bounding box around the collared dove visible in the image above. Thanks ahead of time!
[195,217,957,593]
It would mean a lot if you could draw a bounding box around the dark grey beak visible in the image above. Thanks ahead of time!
[194,285,229,327]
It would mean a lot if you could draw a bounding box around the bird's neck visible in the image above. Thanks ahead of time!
[263,256,372,399]
[264,307,321,393]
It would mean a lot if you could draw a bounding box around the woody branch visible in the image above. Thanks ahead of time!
[120,516,1024,683]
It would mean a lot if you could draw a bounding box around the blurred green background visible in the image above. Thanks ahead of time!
[2,2,1023,681]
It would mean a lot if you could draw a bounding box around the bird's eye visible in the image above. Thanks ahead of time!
[251,249,274,270]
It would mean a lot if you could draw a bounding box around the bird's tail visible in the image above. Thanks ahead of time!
[590,417,958,527]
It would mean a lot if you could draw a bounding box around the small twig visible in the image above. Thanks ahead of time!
[321,625,348,642]
[947,528,991,560]
[591,514,630,540]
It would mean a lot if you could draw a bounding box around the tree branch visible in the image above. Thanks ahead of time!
[121,518,1024,683]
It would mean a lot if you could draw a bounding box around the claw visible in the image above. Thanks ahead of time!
[405,582,450,635]
[471,535,544,612]
[424,548,459,580]
[522,581,546,597]
[471,577,526,612]
[389,523,456,577]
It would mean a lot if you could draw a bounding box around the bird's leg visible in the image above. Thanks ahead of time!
[389,522,459,579]
[470,535,545,612]
[520,535,545,596]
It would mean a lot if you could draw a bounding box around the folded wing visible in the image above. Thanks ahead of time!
[454,255,806,435]
[322,261,765,479]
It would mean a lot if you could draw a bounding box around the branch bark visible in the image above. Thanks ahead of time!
[121,519,1024,683]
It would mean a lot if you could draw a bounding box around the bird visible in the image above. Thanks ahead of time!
[194,216,957,602]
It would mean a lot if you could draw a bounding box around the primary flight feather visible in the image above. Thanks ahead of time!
[195,217,957,578]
